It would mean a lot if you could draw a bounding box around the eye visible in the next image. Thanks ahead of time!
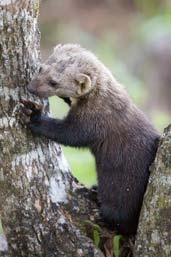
[48,80,58,87]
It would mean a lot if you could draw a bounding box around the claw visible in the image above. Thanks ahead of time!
[20,98,43,112]
[22,107,32,115]
[20,98,43,127]
[20,112,31,124]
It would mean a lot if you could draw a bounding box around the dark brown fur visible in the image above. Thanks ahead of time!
[22,44,160,235]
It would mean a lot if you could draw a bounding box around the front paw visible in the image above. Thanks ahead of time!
[20,98,43,124]
[27,123,41,134]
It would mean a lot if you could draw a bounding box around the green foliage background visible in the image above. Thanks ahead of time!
[1,0,171,236]
[48,10,171,187]
[41,1,171,189]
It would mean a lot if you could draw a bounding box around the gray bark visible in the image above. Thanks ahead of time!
[134,124,171,257]
[0,1,103,256]
[2,1,171,257]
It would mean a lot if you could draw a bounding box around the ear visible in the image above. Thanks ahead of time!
[75,73,92,96]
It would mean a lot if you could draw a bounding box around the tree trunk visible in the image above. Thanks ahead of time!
[0,1,103,256]
[134,124,171,257]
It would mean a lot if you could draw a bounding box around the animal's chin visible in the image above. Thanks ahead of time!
[28,90,52,99]
[55,88,77,98]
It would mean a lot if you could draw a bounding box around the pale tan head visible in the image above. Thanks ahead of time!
[27,44,103,99]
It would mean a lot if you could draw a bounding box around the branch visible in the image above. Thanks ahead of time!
[134,124,171,257]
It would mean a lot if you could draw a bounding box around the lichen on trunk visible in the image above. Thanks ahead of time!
[0,1,102,256]
[134,124,171,257]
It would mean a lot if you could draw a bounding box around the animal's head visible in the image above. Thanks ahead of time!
[28,44,101,98]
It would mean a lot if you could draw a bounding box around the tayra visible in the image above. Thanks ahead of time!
[21,44,159,235]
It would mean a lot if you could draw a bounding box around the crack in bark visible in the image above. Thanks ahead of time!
[0,1,103,256]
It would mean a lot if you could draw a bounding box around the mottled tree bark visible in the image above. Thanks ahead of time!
[0,1,103,257]
[134,124,171,257]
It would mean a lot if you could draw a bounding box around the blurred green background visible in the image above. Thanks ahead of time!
[39,0,171,188]
[0,0,171,239]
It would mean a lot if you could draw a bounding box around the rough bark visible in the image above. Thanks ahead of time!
[0,1,103,257]
[134,124,171,257]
